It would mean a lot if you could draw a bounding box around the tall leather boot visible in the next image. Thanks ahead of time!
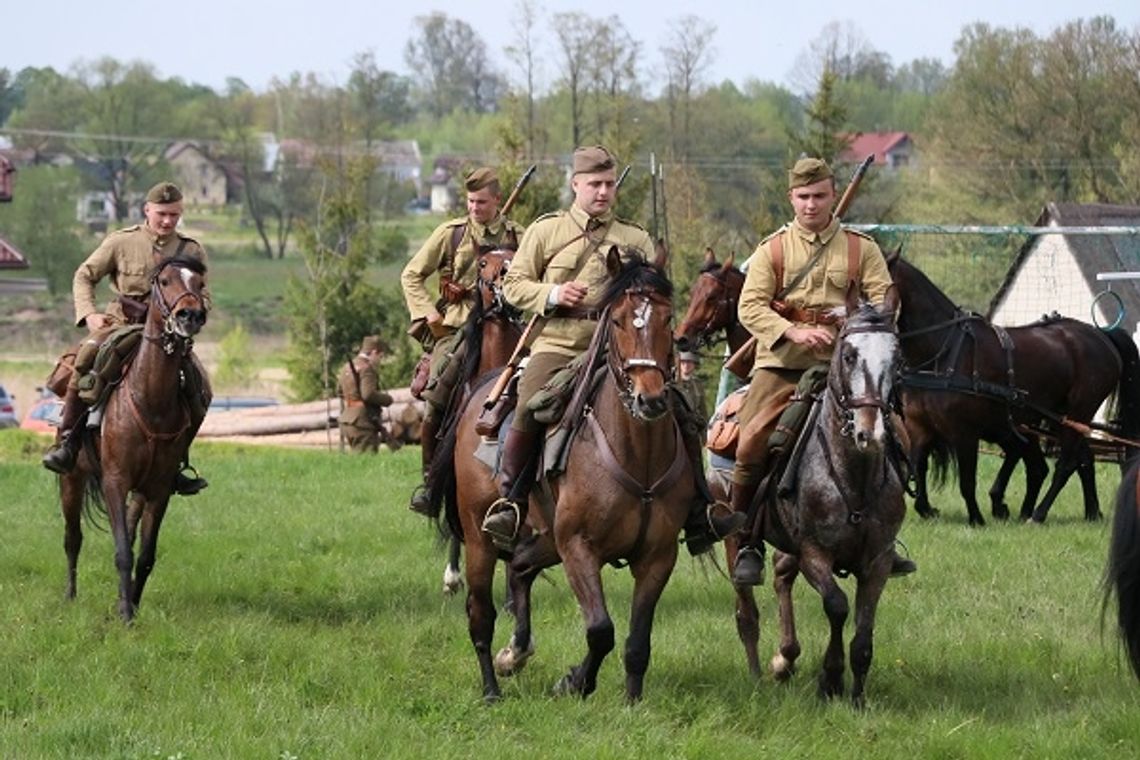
[409,415,440,515]
[680,425,747,556]
[481,427,541,550]
[42,388,87,474]
[729,470,768,586]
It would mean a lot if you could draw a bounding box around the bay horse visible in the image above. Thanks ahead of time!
[758,286,906,705]
[59,255,208,622]
[887,250,1140,524]
[429,249,523,595]
[1104,454,1140,682]
[435,246,692,702]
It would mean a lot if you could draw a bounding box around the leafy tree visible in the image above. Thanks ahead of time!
[661,15,717,162]
[787,68,851,165]
[0,165,86,295]
[282,157,410,401]
[504,0,547,159]
[404,13,505,117]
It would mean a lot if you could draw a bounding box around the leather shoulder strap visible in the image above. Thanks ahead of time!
[845,230,860,286]
[770,231,784,292]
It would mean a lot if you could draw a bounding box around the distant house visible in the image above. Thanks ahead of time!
[0,235,29,270]
[273,137,422,192]
[163,141,231,207]
[428,156,465,214]
[840,131,915,170]
[988,203,1140,344]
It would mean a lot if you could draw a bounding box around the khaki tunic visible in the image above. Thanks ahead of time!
[338,355,393,452]
[503,204,654,357]
[738,217,892,374]
[401,214,525,331]
[73,224,207,327]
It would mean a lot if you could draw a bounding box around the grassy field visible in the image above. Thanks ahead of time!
[1,429,1138,759]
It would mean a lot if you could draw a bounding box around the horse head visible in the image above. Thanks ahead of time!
[475,248,521,322]
[602,245,675,421]
[674,247,742,352]
[149,255,208,344]
[830,282,900,452]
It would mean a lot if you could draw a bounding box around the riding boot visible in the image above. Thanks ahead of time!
[409,415,440,515]
[890,545,917,577]
[174,404,208,496]
[41,387,87,475]
[679,424,746,556]
[482,427,541,550]
[730,473,768,586]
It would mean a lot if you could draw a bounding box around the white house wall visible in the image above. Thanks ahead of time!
[991,234,1102,327]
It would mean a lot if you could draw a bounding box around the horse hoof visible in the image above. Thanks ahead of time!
[494,639,535,677]
[442,567,463,595]
[770,653,795,682]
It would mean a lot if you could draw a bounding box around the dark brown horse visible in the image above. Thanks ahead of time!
[435,247,692,702]
[674,247,748,359]
[888,251,1140,524]
[1104,454,1140,682]
[432,249,523,595]
[59,255,208,621]
[761,287,906,704]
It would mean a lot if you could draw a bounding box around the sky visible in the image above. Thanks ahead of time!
[5,1,1138,94]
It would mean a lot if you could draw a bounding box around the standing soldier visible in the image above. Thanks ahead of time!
[42,181,211,495]
[728,157,916,585]
[338,335,393,453]
[401,167,525,512]
[480,144,744,553]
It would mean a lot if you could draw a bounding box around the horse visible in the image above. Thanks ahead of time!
[887,250,1140,524]
[752,285,906,705]
[59,254,209,622]
[1104,454,1140,682]
[434,246,692,702]
[430,249,523,596]
[674,247,749,359]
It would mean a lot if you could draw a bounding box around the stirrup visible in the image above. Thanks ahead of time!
[732,545,767,586]
[482,498,521,550]
[174,464,208,496]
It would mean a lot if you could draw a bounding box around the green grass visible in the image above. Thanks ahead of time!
[2,430,1138,759]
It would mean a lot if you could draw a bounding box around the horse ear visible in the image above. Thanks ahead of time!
[703,247,716,267]
[653,238,668,269]
[606,245,623,277]
[723,251,736,270]
[881,284,901,324]
[884,245,901,265]
[845,279,861,314]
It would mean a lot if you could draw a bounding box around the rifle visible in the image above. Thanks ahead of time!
[722,154,876,378]
[501,163,537,217]
[481,162,629,410]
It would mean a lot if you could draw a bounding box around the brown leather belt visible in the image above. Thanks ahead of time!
[551,306,602,320]
[777,304,840,326]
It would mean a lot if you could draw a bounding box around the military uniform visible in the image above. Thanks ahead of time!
[729,158,906,586]
[338,340,394,453]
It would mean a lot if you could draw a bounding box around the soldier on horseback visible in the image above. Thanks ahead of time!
[729,158,917,585]
[42,181,210,496]
[480,144,745,554]
[402,167,526,515]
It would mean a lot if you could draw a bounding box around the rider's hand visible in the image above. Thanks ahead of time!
[558,281,589,308]
[426,310,448,339]
[783,325,833,351]
[85,313,108,332]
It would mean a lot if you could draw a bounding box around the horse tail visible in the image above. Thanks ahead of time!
[926,436,956,488]
[1102,456,1140,680]
[426,412,459,541]
[1105,327,1140,453]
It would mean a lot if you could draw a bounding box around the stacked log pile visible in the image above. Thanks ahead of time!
[198,389,424,449]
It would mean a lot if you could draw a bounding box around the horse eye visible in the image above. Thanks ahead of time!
[843,350,857,366]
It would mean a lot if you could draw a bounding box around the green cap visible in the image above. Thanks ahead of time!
[572,145,616,175]
[464,167,499,192]
[146,181,183,204]
[788,158,834,189]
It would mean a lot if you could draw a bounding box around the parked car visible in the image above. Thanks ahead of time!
[20,387,62,433]
[0,384,17,429]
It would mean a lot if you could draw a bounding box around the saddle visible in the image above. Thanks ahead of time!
[76,325,145,406]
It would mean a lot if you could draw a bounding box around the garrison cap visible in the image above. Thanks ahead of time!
[679,351,701,363]
[572,145,616,175]
[464,167,499,192]
[360,335,388,353]
[788,158,834,189]
[146,181,183,204]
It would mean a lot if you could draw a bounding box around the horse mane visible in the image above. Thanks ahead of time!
[459,288,487,384]
[600,253,673,308]
[891,255,957,314]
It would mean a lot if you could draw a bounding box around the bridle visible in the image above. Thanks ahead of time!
[605,286,673,415]
[828,316,900,437]
[475,253,522,325]
[145,259,205,356]
[688,268,742,349]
